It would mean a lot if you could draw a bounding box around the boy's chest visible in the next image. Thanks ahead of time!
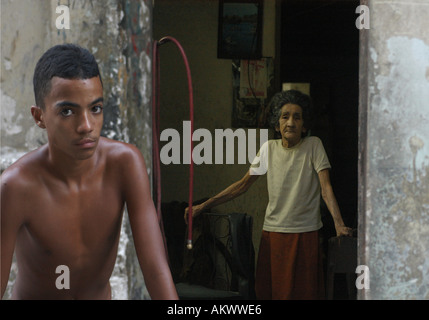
[21,178,125,255]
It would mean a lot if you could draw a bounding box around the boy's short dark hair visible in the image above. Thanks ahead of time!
[268,90,313,135]
[33,44,102,109]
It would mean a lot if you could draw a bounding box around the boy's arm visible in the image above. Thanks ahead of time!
[1,172,23,298]
[185,170,259,220]
[121,144,178,300]
[318,169,352,237]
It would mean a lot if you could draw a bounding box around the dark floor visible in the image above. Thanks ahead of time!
[331,273,357,300]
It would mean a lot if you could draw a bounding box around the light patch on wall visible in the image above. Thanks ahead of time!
[1,89,22,135]
[4,59,12,71]
[24,125,47,150]
[106,2,122,37]
[139,51,151,106]
[375,36,429,169]
[370,47,378,65]
[139,1,149,29]
[368,35,429,299]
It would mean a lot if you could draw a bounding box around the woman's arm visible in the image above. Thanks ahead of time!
[185,170,259,220]
[318,169,352,237]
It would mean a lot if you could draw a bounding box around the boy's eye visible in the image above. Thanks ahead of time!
[92,105,103,113]
[60,109,73,117]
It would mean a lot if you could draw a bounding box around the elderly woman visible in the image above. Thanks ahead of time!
[186,90,352,300]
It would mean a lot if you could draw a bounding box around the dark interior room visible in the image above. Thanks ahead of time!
[154,0,359,300]
[281,0,359,299]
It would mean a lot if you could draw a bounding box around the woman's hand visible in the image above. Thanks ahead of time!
[184,203,205,223]
[335,225,353,237]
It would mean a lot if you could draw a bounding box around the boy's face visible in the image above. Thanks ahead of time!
[32,76,104,161]
[277,103,306,148]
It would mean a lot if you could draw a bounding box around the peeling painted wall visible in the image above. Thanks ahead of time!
[1,0,153,300]
[359,0,429,299]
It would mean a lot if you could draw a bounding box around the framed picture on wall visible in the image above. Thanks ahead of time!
[232,58,274,128]
[217,0,263,59]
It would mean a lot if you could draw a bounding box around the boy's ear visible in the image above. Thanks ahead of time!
[31,105,46,129]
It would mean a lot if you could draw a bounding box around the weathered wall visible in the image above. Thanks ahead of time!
[359,0,429,299]
[1,0,153,299]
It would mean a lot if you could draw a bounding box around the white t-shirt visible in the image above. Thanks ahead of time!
[250,136,331,233]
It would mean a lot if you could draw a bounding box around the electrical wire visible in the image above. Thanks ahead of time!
[152,36,195,250]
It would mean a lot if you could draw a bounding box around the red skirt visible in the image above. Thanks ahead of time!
[255,230,325,300]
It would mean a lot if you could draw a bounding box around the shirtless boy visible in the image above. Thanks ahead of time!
[1,44,178,300]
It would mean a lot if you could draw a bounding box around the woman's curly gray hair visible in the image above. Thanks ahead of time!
[268,90,313,135]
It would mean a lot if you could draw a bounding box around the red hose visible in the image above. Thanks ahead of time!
[152,40,168,256]
[152,36,194,250]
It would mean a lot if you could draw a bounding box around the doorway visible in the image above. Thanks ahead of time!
[281,0,359,232]
[280,0,360,299]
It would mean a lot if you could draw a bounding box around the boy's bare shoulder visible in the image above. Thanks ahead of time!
[99,137,144,160]
[99,137,147,176]
[1,139,145,189]
[1,145,48,189]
